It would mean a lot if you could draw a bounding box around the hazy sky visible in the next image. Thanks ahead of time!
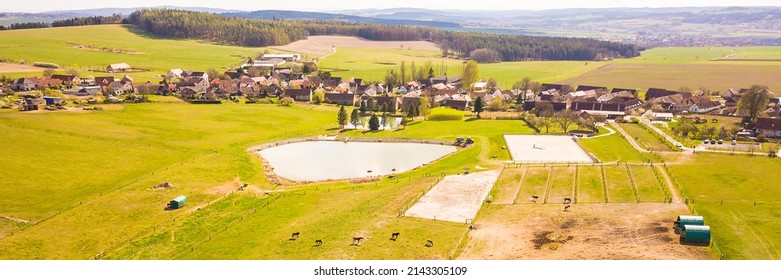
[3,0,780,13]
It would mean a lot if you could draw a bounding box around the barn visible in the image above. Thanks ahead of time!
[674,215,704,232]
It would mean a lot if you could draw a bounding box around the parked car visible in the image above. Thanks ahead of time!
[718,139,723,145]
[704,139,710,144]
[732,140,737,145]
[710,139,716,144]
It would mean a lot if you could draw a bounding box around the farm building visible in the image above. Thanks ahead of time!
[261,53,301,62]
[43,96,63,105]
[285,88,313,102]
[674,215,704,232]
[756,117,781,138]
[681,225,711,244]
[324,93,356,106]
[168,195,187,209]
[106,63,132,73]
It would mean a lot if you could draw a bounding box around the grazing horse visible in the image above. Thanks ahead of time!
[564,205,571,212]
[531,195,539,203]
[391,232,400,241]
[290,232,300,240]
[563,197,572,204]
[314,239,323,246]
[352,237,364,246]
[425,239,434,247]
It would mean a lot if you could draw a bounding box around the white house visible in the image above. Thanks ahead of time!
[261,53,301,62]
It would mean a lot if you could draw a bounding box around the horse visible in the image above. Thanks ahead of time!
[425,239,434,247]
[290,232,300,240]
[564,205,571,212]
[352,237,364,246]
[563,197,572,204]
[531,195,539,203]
[314,239,323,246]
[391,232,400,241]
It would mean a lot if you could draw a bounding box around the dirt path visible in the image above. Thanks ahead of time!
[655,165,681,203]
[0,215,31,224]
[0,62,44,73]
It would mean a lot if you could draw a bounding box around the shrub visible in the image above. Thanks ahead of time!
[279,97,294,106]
[428,107,465,121]
[34,62,60,69]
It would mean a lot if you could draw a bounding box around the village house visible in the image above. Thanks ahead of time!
[285,88,313,102]
[94,77,115,87]
[325,93,357,106]
[756,117,781,138]
[262,53,301,62]
[682,95,722,113]
[11,78,39,91]
[167,69,185,79]
[51,75,81,86]
[106,63,132,73]
[569,102,626,118]
[37,78,63,89]
[401,91,422,112]
[105,81,134,95]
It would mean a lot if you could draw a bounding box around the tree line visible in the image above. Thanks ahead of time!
[52,14,123,27]
[126,9,638,61]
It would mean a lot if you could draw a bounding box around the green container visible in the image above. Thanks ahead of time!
[682,225,711,244]
[675,215,704,230]
[169,195,187,209]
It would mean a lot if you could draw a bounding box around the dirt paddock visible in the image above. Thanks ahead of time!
[0,62,44,73]
[458,203,712,260]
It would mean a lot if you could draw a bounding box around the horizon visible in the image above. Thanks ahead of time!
[1,0,780,13]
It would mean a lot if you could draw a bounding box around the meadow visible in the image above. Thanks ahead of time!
[0,25,265,82]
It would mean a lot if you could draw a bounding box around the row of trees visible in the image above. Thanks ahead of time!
[52,14,123,27]
[125,9,638,61]
[337,105,410,131]
[0,22,49,30]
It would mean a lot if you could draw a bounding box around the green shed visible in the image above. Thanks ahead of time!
[168,195,187,209]
[682,225,711,244]
[674,215,704,232]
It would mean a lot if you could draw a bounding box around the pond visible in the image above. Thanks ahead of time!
[257,141,456,181]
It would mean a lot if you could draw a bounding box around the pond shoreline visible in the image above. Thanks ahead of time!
[247,137,461,186]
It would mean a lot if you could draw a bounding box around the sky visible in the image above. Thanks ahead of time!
[3,0,780,13]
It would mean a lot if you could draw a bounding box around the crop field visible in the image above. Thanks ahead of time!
[578,127,647,163]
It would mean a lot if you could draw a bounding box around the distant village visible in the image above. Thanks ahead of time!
[1,52,780,139]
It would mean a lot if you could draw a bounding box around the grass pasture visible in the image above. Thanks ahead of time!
[491,168,524,204]
[576,166,606,203]
[669,155,781,260]
[546,167,575,203]
[0,25,264,82]
[603,166,637,203]
[516,167,550,203]
[579,128,647,163]
[619,123,672,152]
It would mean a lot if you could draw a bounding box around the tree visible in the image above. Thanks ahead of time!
[474,96,484,119]
[350,108,361,129]
[411,61,420,81]
[418,97,431,120]
[206,69,220,80]
[337,105,348,129]
[400,61,407,84]
[513,77,532,90]
[407,105,416,118]
[279,97,294,106]
[427,67,435,79]
[469,48,502,63]
[43,68,55,78]
[380,111,390,129]
[534,102,554,118]
[423,61,435,79]
[384,70,400,89]
[359,100,367,114]
[368,115,380,131]
[367,98,377,112]
[318,71,332,80]
[67,68,79,77]
[302,64,312,74]
[554,110,577,133]
[312,90,325,104]
[488,97,504,111]
[462,60,479,90]
[538,115,553,134]
[702,126,717,140]
[400,116,409,129]
[738,84,770,121]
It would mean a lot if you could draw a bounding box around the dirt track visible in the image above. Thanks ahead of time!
[459,203,712,260]
[0,62,44,73]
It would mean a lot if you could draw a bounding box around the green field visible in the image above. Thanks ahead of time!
[668,155,781,260]
[560,47,781,93]
[579,126,647,163]
[0,25,264,82]
[619,123,671,152]
[491,168,523,204]
[546,167,574,203]
[576,166,606,203]
[603,166,637,203]
[516,167,549,203]
[629,165,667,203]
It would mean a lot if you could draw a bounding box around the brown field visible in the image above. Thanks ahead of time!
[0,62,43,73]
[558,63,781,92]
[270,36,440,57]
[458,203,712,260]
